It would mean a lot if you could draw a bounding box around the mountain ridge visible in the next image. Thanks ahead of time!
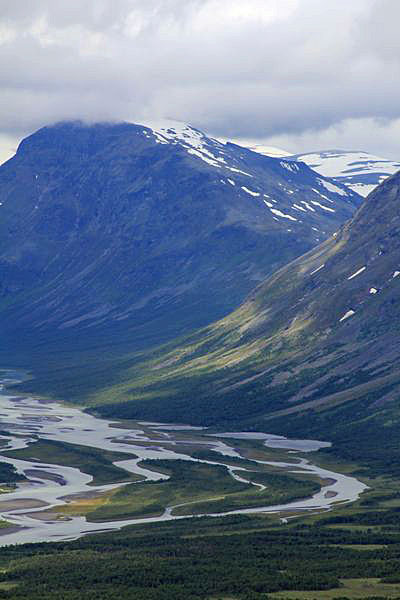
[0,120,360,365]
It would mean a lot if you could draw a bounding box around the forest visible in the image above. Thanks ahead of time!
[0,501,399,599]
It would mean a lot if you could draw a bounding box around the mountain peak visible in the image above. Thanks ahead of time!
[289,148,400,197]
[0,120,360,364]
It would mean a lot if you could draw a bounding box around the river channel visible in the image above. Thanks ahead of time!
[0,371,368,545]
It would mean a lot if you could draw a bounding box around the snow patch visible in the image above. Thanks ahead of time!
[241,186,260,197]
[270,208,297,221]
[392,271,400,278]
[228,167,252,177]
[312,188,333,203]
[186,147,222,167]
[280,161,299,173]
[310,200,335,213]
[310,264,325,275]
[300,201,316,212]
[369,288,378,294]
[140,120,226,169]
[318,179,347,196]
[292,204,307,212]
[340,310,355,322]
[348,266,366,280]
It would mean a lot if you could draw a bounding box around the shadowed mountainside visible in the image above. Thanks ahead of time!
[0,120,360,376]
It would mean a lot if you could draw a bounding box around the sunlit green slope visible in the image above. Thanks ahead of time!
[89,171,400,473]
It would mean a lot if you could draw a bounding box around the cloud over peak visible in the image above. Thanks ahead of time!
[0,0,399,160]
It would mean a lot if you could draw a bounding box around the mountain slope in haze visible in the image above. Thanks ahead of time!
[0,120,360,367]
[290,149,400,197]
[91,170,400,474]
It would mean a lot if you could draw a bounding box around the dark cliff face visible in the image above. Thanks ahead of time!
[0,121,360,357]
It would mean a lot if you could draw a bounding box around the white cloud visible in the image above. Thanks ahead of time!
[258,118,400,160]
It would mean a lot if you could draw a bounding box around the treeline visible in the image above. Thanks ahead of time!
[0,462,25,485]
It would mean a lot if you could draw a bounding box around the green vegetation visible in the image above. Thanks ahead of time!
[86,459,248,521]
[0,462,26,486]
[257,390,400,478]
[3,439,139,486]
[0,505,399,600]
[190,449,259,467]
[174,470,320,516]
[61,458,320,522]
[269,578,400,599]
[0,158,399,598]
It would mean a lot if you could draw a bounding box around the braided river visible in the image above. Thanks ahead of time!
[0,371,367,545]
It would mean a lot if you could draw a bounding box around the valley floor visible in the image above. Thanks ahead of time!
[0,372,398,598]
[0,502,400,599]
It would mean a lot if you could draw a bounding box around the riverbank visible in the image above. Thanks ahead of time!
[0,370,367,545]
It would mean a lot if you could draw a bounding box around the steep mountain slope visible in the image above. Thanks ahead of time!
[290,149,400,197]
[0,121,360,367]
[90,170,400,473]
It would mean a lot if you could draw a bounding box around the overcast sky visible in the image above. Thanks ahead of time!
[1,0,400,162]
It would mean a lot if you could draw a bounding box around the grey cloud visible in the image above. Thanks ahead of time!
[0,0,399,157]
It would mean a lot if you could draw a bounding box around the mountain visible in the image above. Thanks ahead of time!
[90,169,400,475]
[289,149,400,197]
[225,144,400,197]
[0,120,360,371]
